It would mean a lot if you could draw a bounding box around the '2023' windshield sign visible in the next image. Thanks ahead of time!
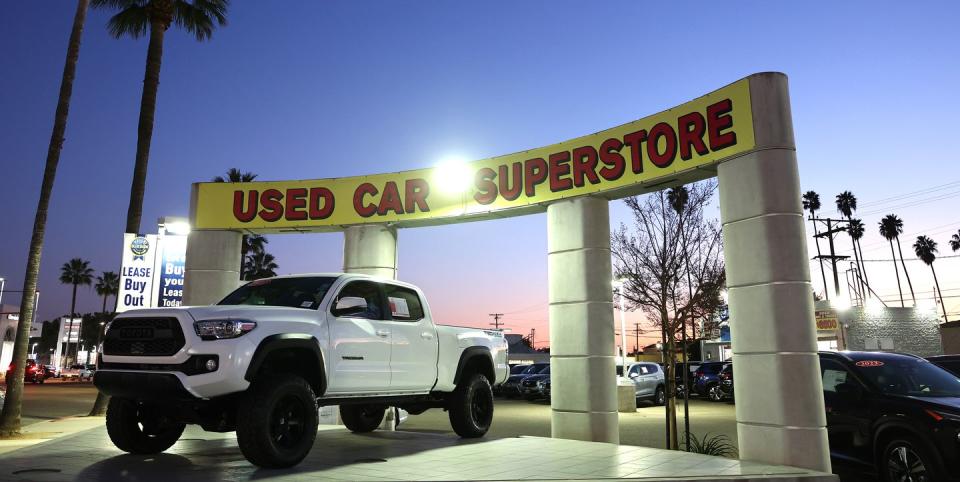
[193,78,756,232]
[855,360,884,367]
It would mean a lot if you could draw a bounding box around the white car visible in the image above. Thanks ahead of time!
[94,273,509,468]
[625,362,666,406]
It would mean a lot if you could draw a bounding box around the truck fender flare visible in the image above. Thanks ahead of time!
[244,333,326,394]
[453,346,494,386]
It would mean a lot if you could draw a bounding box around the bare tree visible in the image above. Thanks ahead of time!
[612,181,725,450]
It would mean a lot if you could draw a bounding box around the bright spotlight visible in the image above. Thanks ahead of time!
[866,297,884,316]
[433,158,474,195]
[164,221,191,235]
[831,296,850,312]
[916,299,936,313]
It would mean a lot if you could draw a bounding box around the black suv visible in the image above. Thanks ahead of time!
[928,355,960,377]
[820,351,960,481]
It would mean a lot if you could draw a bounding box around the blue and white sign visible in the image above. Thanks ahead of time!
[155,234,186,307]
[117,234,158,312]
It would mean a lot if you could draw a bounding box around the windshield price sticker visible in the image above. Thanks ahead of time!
[388,297,410,318]
[856,360,884,367]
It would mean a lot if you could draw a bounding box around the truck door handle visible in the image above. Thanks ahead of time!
[421,332,434,339]
[376,329,390,337]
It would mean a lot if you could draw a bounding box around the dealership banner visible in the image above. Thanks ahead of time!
[154,234,186,308]
[193,78,756,232]
[117,234,158,313]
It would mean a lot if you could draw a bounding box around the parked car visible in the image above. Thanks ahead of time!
[539,377,550,399]
[692,361,726,399]
[927,354,960,377]
[44,365,61,378]
[95,274,509,468]
[79,364,96,381]
[520,366,550,400]
[673,362,700,397]
[494,364,530,395]
[717,363,734,401]
[62,364,88,380]
[820,351,960,481]
[6,359,46,384]
[500,363,549,398]
[626,362,665,406]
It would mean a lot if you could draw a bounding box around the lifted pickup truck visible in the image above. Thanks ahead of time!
[94,274,509,468]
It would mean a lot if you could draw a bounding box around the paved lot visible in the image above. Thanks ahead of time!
[401,397,739,450]
[0,381,98,426]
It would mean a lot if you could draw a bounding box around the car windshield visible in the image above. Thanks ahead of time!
[700,364,723,373]
[219,276,337,310]
[541,366,551,375]
[855,357,960,398]
[510,365,530,374]
[523,364,547,374]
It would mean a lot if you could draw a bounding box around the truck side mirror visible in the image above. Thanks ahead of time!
[333,297,368,317]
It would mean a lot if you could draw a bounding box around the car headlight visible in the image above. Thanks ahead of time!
[194,320,257,340]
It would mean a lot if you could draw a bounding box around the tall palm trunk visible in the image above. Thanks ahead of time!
[65,283,78,369]
[0,0,89,436]
[101,294,107,313]
[931,265,947,323]
[895,237,916,305]
[889,241,904,307]
[124,21,165,234]
[856,238,871,297]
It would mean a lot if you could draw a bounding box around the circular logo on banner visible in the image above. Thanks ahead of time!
[129,236,150,257]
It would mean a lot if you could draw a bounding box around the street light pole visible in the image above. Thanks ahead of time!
[0,277,5,307]
[612,279,628,366]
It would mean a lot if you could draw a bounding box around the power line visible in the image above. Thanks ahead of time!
[488,313,504,330]
[857,180,960,208]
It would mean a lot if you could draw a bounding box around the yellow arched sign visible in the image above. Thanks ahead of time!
[192,78,755,232]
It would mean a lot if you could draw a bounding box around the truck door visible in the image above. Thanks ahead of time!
[382,283,439,391]
[325,280,391,393]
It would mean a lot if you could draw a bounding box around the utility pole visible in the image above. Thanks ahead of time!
[530,328,535,350]
[812,217,851,298]
[635,322,641,362]
[488,313,504,330]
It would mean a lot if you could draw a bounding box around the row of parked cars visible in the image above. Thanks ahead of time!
[4,360,96,383]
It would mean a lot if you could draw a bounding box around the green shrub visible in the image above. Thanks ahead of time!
[682,432,738,458]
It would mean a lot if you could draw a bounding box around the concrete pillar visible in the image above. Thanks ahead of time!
[717,73,830,472]
[547,196,618,444]
[182,229,243,306]
[343,225,398,279]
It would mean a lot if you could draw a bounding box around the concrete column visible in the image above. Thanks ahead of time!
[182,230,243,306]
[717,73,830,472]
[343,225,398,279]
[547,196,618,444]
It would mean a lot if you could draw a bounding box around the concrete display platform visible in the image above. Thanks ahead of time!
[0,424,836,481]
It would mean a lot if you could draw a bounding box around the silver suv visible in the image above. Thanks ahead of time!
[625,362,666,406]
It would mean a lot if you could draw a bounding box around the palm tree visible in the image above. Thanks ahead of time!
[213,168,256,183]
[879,215,906,307]
[95,271,120,313]
[891,216,916,305]
[212,169,267,272]
[802,191,829,299]
[835,191,868,300]
[59,258,94,368]
[244,251,278,280]
[950,229,960,252]
[913,236,947,322]
[847,218,870,298]
[0,0,90,437]
[91,0,229,234]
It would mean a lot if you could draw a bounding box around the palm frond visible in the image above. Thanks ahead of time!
[105,6,150,39]
[175,0,229,41]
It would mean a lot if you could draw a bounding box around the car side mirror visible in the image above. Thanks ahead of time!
[333,297,367,317]
[835,382,862,400]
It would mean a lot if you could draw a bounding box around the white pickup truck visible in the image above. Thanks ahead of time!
[94,273,509,468]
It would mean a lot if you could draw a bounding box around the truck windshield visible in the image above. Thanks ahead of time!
[218,276,337,310]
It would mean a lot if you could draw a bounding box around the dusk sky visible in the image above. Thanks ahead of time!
[2,1,959,349]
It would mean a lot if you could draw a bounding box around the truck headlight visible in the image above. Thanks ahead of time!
[194,320,257,340]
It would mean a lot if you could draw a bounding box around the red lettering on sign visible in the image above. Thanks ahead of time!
[285,188,308,221]
[647,122,677,168]
[498,163,522,201]
[524,157,547,197]
[474,168,497,205]
[378,181,404,215]
[233,190,258,222]
[404,178,430,213]
[677,112,708,160]
[353,183,378,218]
[598,138,625,181]
[548,152,572,192]
[706,99,737,151]
[259,189,284,222]
[623,129,647,174]
[308,187,334,219]
[571,146,600,188]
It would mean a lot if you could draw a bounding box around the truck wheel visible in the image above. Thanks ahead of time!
[106,397,185,454]
[448,373,493,438]
[237,374,318,468]
[340,405,385,433]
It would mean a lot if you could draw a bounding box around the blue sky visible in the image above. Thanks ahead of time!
[2,1,959,347]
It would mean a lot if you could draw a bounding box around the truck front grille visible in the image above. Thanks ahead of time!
[103,317,185,356]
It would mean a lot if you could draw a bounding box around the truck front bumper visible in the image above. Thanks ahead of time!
[94,371,198,402]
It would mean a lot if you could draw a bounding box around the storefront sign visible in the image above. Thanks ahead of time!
[815,309,839,331]
[193,79,756,232]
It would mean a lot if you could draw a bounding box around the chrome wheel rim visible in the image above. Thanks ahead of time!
[887,444,928,482]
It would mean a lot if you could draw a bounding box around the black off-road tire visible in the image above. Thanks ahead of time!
[880,434,945,482]
[106,397,185,454]
[340,405,385,433]
[236,374,318,468]
[448,373,494,438]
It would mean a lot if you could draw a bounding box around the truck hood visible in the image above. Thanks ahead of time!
[184,305,321,323]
